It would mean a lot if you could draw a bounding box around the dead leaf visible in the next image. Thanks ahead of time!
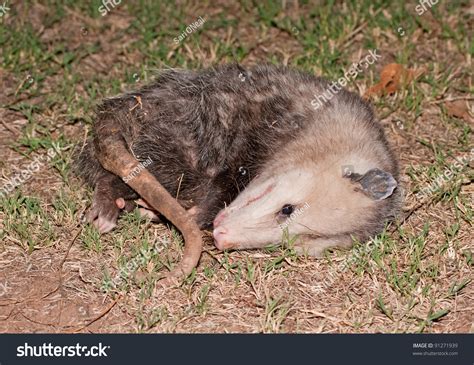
[445,100,474,124]
[365,63,417,98]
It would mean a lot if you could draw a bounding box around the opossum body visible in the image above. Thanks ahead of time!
[75,64,401,256]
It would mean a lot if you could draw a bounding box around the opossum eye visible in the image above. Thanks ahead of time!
[280,204,294,216]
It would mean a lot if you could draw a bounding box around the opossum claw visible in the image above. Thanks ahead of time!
[136,202,199,223]
[136,198,151,209]
[135,199,200,223]
[95,216,117,234]
[135,199,162,222]
[138,207,162,222]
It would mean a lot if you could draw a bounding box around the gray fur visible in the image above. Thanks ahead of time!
[74,64,401,247]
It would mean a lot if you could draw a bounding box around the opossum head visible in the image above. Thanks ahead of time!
[213,160,398,252]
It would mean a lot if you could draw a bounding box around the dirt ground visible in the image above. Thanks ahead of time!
[0,1,472,333]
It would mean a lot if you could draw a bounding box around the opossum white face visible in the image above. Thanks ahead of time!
[213,164,397,252]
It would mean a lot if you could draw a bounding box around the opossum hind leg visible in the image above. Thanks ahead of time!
[94,128,203,281]
[86,174,137,233]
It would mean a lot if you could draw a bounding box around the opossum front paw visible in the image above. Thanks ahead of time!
[86,197,133,233]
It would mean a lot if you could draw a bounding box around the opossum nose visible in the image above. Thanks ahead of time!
[213,226,229,250]
[213,210,228,227]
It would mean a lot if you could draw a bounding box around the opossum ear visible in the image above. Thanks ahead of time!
[349,168,397,201]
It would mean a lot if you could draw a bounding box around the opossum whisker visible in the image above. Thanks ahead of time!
[242,218,276,229]
[294,222,324,237]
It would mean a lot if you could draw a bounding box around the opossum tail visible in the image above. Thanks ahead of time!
[92,110,202,285]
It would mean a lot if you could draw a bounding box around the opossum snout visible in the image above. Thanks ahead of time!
[213,210,235,250]
[213,226,232,250]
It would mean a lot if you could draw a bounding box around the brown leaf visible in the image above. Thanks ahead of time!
[365,63,416,98]
[445,100,474,123]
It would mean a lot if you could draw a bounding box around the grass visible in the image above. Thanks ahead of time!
[0,0,472,333]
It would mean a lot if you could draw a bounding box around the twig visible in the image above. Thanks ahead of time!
[14,76,30,96]
[129,96,142,111]
[20,311,59,328]
[0,120,18,135]
[0,306,15,321]
[388,201,427,233]
[301,309,353,325]
[202,248,225,268]
[429,96,474,105]
[66,296,121,333]
[58,227,82,270]
[176,173,184,200]
[40,227,83,301]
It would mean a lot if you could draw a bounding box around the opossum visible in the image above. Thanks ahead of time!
[75,63,400,262]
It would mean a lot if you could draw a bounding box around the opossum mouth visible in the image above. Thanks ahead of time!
[213,233,233,251]
[213,223,234,250]
[213,234,259,251]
